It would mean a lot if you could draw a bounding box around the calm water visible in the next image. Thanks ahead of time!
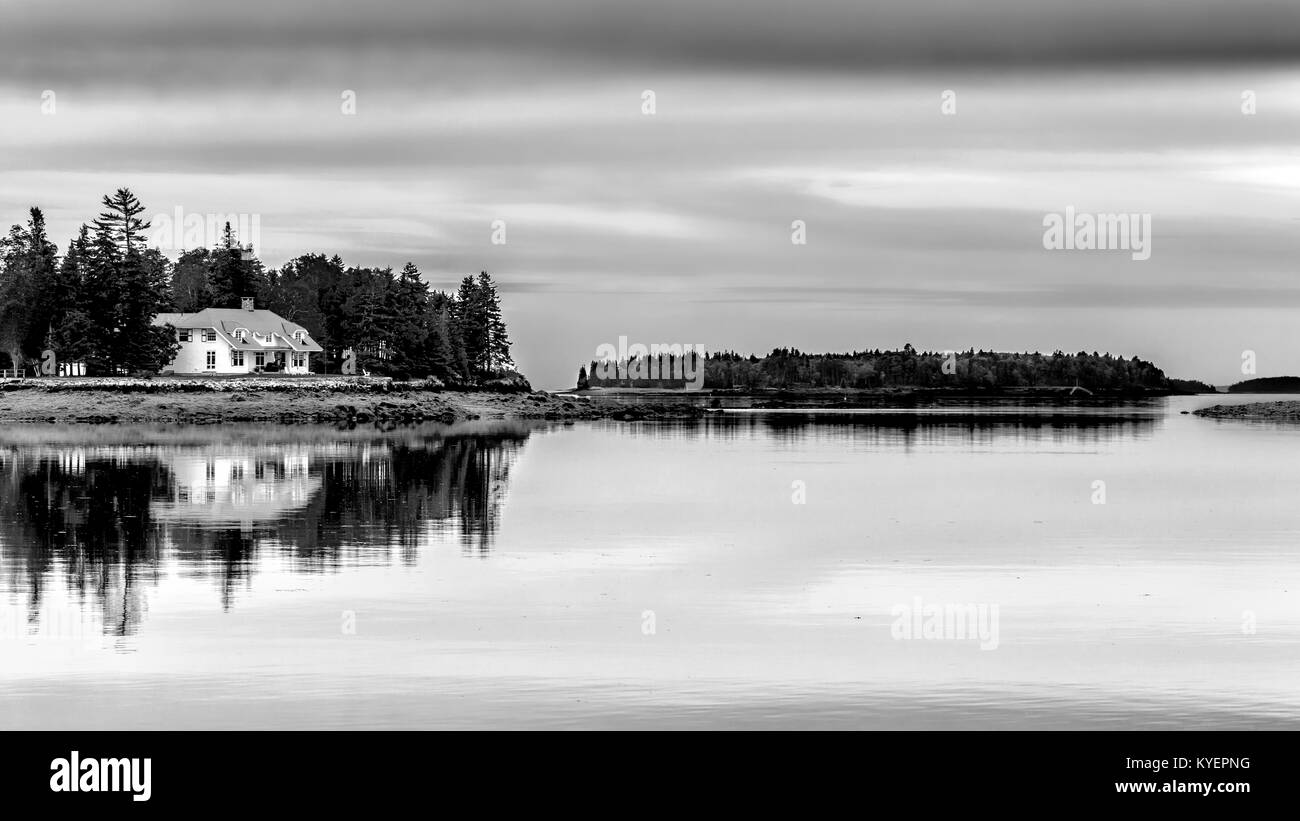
[2,395,1298,729]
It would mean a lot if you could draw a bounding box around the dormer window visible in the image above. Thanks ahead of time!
[294,330,307,344]
[233,329,248,343]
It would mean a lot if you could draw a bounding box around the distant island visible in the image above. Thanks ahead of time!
[1226,376,1300,393]
[578,345,1217,398]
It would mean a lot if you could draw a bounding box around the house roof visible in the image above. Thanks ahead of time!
[153,308,324,352]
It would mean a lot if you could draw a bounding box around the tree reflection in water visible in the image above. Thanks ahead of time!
[0,422,533,636]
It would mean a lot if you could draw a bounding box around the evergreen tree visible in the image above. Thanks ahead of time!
[92,188,149,255]
[46,226,92,361]
[75,189,178,374]
[427,292,469,383]
[0,207,60,369]
[207,222,268,308]
[170,248,213,312]
[477,271,513,373]
[341,266,398,371]
[452,271,512,377]
[265,253,337,351]
[454,274,489,375]
[391,262,431,376]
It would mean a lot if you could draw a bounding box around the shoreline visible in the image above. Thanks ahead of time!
[0,377,1234,425]
[0,378,705,424]
[569,385,1211,410]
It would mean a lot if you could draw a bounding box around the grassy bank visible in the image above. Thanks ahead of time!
[0,377,704,424]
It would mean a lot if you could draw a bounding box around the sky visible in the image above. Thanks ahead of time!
[2,0,1299,388]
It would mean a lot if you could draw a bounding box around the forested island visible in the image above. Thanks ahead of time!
[579,345,1215,397]
[1226,377,1300,393]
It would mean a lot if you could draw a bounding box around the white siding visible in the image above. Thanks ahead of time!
[163,329,310,375]
[166,336,240,374]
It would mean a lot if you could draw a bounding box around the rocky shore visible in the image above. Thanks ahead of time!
[1190,402,1300,423]
[1191,401,1300,422]
[0,377,705,424]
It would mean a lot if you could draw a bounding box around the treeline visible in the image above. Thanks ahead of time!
[1228,376,1300,393]
[583,344,1174,392]
[0,189,513,381]
[1168,378,1217,394]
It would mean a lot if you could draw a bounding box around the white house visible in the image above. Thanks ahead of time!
[153,298,324,375]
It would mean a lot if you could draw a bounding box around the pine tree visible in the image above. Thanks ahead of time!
[477,271,513,374]
[451,271,513,378]
[454,274,488,375]
[391,262,431,376]
[427,293,469,383]
[77,189,178,374]
[0,207,60,369]
[45,226,92,360]
[92,188,150,255]
[207,222,268,308]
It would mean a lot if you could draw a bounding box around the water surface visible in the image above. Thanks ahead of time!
[2,395,1297,729]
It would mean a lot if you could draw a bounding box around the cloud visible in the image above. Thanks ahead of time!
[4,0,1299,81]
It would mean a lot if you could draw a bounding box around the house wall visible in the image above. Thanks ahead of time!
[164,331,311,375]
[166,336,243,374]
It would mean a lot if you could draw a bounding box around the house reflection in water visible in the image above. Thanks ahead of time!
[0,423,533,639]
[160,447,324,526]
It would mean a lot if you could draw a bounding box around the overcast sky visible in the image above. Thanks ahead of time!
[2,0,1299,387]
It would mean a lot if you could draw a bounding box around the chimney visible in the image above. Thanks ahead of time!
[241,297,255,312]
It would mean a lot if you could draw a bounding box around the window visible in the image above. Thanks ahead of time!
[233,329,247,342]
[254,352,265,367]
[293,354,305,368]
[231,350,244,367]
[202,329,217,342]
[178,330,192,342]
[294,330,306,342]
[205,351,216,369]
